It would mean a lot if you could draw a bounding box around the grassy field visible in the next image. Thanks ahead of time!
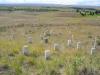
[0,7,100,75]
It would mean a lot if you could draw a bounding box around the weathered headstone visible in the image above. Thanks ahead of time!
[67,39,72,47]
[76,42,81,49]
[91,47,96,55]
[54,43,60,51]
[22,45,29,56]
[44,50,51,60]
[67,34,74,47]
[90,37,97,55]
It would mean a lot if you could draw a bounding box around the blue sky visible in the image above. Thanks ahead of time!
[0,0,100,6]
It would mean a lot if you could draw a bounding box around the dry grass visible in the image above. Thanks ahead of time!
[0,10,100,75]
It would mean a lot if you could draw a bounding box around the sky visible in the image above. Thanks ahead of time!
[0,0,100,6]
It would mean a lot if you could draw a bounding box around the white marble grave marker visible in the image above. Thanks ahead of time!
[22,45,29,56]
[90,37,97,55]
[67,39,72,47]
[91,47,96,55]
[45,50,51,60]
[76,42,81,49]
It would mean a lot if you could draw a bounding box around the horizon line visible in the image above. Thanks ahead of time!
[0,3,100,7]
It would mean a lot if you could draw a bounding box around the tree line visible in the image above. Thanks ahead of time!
[0,6,59,12]
[76,8,100,16]
[76,9,100,16]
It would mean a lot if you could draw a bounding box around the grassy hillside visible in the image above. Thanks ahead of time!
[0,6,100,75]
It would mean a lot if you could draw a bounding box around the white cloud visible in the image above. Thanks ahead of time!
[0,0,82,4]
[0,0,24,3]
[77,0,100,6]
[37,0,81,5]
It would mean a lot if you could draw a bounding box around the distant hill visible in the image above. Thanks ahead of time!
[0,3,100,9]
[0,3,65,7]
